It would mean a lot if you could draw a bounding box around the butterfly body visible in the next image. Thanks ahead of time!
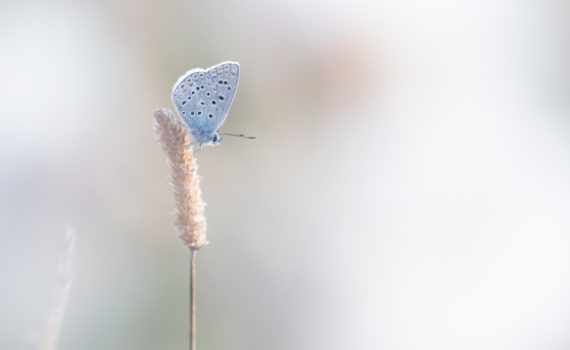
[171,61,240,148]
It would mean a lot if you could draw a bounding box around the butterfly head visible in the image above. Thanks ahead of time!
[211,133,222,145]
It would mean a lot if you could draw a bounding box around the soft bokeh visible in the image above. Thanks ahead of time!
[1,0,569,349]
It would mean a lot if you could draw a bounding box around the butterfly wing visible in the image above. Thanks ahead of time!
[171,68,221,142]
[205,61,239,130]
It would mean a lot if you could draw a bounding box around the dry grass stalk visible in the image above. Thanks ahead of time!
[154,107,206,350]
[37,224,76,350]
[153,108,207,249]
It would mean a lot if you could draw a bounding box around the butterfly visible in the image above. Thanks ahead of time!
[171,61,254,149]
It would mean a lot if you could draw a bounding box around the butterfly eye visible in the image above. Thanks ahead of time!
[213,135,218,142]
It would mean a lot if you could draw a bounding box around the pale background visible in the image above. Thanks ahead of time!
[1,0,570,349]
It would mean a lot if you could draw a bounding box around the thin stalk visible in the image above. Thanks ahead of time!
[189,248,197,350]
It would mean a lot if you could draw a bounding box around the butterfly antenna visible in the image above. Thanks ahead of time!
[220,133,256,139]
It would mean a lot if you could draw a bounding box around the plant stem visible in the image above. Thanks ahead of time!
[189,248,197,350]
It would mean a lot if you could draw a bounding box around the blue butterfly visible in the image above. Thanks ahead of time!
[171,61,254,149]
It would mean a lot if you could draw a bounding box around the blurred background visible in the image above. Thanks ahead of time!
[1,0,570,349]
